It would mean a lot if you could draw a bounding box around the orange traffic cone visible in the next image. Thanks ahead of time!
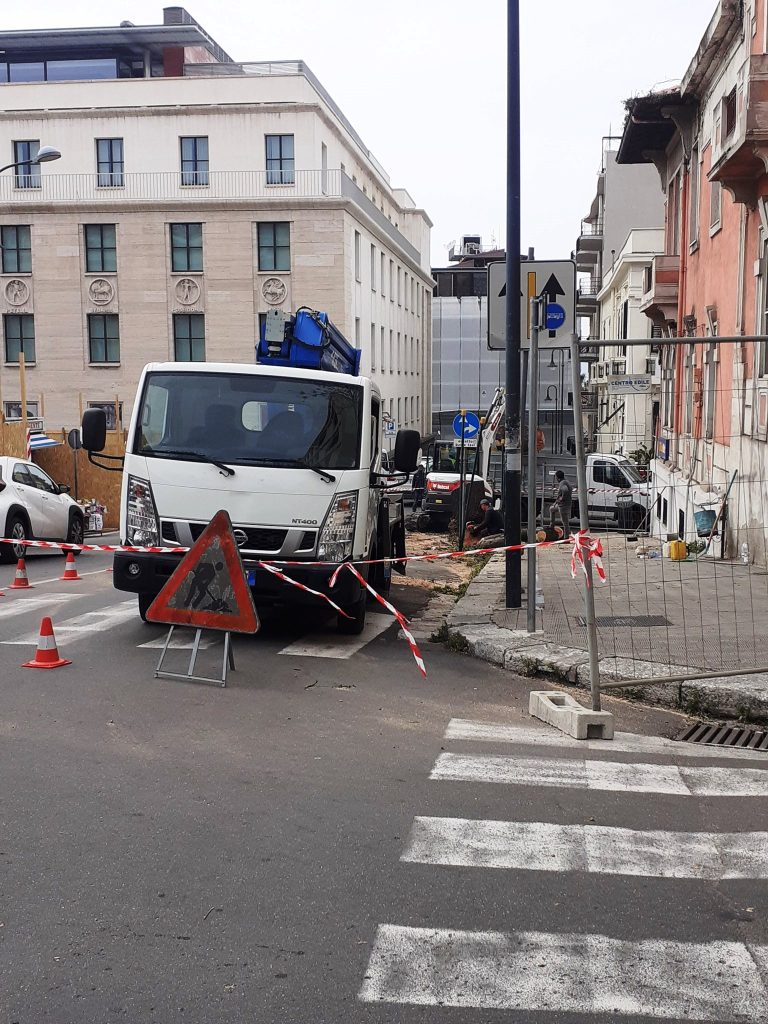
[9,558,33,589]
[22,617,72,669]
[60,551,81,582]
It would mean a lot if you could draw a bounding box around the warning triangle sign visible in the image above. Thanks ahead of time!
[147,510,259,634]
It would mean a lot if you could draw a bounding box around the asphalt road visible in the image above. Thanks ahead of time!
[1,548,767,1023]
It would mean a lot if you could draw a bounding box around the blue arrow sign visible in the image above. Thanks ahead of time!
[453,411,481,439]
[545,302,566,331]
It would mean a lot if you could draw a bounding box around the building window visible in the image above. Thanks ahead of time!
[13,140,40,189]
[173,313,205,361]
[380,326,386,372]
[265,134,295,185]
[689,143,700,246]
[355,317,361,346]
[4,313,35,363]
[381,253,386,298]
[1,225,31,273]
[371,322,376,371]
[84,224,117,273]
[723,87,737,139]
[416,396,420,422]
[389,329,394,373]
[390,260,395,301]
[397,331,401,373]
[257,222,290,272]
[321,142,328,194]
[354,231,361,282]
[371,243,376,290]
[96,138,124,187]
[397,397,401,427]
[88,313,120,363]
[180,136,209,186]
[170,223,203,273]
[397,267,402,306]
[404,272,409,311]
[710,180,722,233]
[88,401,123,431]
[3,400,38,420]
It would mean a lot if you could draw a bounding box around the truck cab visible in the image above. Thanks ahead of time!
[82,310,420,634]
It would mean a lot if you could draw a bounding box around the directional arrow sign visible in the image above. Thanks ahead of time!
[453,411,481,439]
[487,260,576,351]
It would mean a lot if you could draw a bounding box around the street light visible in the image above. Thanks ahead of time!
[0,145,61,175]
[0,145,61,445]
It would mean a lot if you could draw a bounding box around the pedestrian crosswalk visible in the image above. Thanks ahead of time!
[359,715,768,1020]
[0,589,395,659]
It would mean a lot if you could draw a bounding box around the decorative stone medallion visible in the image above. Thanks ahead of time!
[89,278,115,305]
[4,279,29,306]
[175,277,201,305]
[262,277,287,305]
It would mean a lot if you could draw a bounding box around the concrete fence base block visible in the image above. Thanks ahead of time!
[529,690,615,741]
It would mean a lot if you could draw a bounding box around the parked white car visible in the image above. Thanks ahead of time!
[0,456,84,562]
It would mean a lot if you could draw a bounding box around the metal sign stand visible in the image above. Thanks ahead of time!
[154,626,235,688]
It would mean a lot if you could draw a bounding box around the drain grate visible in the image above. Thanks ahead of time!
[676,722,768,750]
[576,615,671,628]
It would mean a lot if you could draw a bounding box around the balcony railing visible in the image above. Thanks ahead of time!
[0,168,344,204]
[580,219,604,237]
[579,275,602,297]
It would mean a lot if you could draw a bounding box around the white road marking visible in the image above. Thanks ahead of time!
[359,924,768,1019]
[0,593,79,621]
[0,601,136,645]
[139,630,221,650]
[18,567,111,586]
[446,718,768,760]
[279,612,392,659]
[402,816,768,878]
[430,752,768,797]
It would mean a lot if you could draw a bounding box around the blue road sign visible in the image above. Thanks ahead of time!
[545,303,566,331]
[453,411,481,439]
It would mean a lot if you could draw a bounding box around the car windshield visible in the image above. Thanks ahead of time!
[134,371,363,470]
[618,460,644,483]
[429,442,479,475]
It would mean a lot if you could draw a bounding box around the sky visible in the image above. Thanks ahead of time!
[3,1,717,265]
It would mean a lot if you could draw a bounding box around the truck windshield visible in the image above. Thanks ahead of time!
[134,371,362,470]
[429,442,479,475]
[617,461,644,484]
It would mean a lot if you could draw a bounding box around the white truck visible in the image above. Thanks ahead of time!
[81,308,421,634]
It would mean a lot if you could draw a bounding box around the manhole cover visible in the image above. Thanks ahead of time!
[676,722,768,751]
[576,615,671,628]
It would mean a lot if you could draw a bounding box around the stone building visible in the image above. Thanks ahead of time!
[0,6,432,439]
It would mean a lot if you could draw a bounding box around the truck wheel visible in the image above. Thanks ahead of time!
[337,595,367,635]
[138,593,154,623]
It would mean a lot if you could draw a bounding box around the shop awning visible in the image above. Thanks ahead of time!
[29,433,62,450]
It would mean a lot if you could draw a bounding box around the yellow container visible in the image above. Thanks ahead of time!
[668,540,687,561]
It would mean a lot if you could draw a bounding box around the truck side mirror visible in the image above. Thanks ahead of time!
[81,408,107,452]
[394,429,421,473]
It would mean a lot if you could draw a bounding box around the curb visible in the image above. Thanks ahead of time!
[446,556,768,723]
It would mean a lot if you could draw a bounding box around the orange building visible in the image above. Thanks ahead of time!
[619,0,768,557]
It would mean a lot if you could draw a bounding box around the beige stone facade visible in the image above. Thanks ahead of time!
[0,67,432,441]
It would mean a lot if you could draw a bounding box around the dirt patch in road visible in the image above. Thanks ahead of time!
[399,531,490,594]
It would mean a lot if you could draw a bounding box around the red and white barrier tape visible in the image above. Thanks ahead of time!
[330,561,427,678]
[0,535,569,566]
[570,530,607,587]
[258,561,352,619]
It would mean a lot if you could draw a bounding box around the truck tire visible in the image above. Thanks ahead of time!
[138,593,154,623]
[337,595,367,635]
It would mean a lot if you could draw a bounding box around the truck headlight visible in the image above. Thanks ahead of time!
[126,475,160,547]
[318,491,358,562]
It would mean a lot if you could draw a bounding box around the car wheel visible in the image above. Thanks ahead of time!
[2,515,29,563]
[337,595,367,635]
[138,593,154,623]
[67,513,85,552]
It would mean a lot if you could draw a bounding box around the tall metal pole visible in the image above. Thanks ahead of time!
[458,410,467,545]
[504,0,522,607]
[526,297,541,632]
[569,333,601,711]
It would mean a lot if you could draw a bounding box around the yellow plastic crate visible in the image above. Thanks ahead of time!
[668,540,687,561]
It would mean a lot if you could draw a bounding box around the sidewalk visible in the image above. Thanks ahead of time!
[437,537,768,722]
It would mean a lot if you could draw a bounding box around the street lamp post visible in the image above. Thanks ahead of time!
[0,145,61,444]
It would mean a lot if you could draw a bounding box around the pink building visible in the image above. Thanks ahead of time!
[619,0,768,557]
